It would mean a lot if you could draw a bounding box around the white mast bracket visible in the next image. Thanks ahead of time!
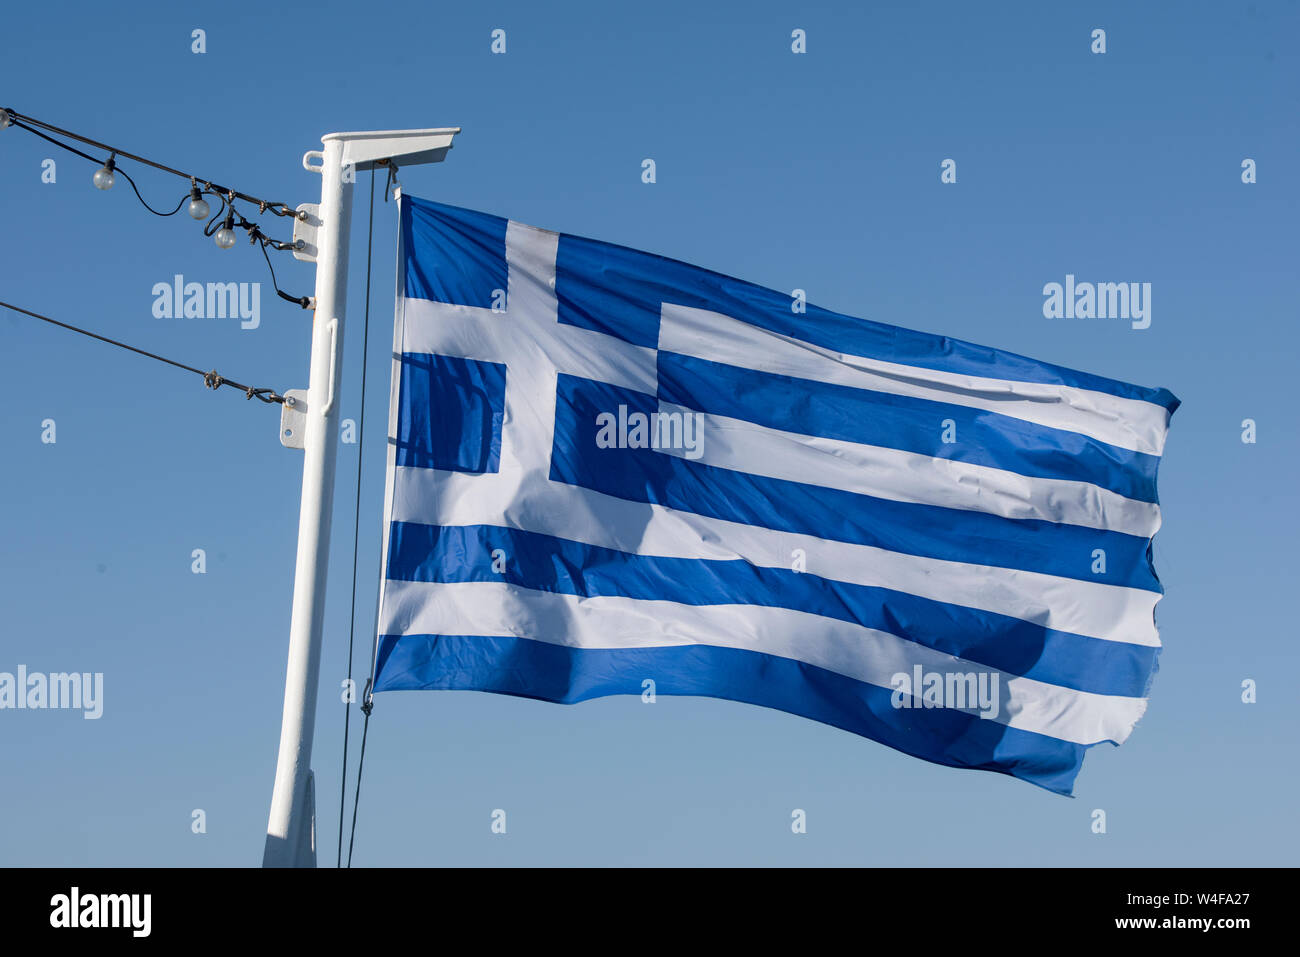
[327,128,460,171]
[291,205,321,263]
[279,389,309,450]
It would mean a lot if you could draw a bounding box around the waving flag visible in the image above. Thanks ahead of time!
[371,195,1178,795]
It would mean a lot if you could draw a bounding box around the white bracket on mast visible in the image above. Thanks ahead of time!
[263,125,459,868]
[291,205,321,264]
[279,389,308,450]
[329,128,458,170]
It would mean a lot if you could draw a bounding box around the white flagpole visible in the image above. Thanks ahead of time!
[263,127,458,868]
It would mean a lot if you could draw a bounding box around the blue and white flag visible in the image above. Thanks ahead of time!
[372,195,1178,795]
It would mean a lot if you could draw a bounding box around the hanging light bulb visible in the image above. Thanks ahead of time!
[93,154,116,191]
[214,213,237,249]
[187,183,210,220]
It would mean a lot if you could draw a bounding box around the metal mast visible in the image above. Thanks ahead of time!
[263,127,458,867]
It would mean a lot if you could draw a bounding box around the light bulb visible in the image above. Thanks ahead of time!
[92,165,115,190]
[187,189,210,220]
[214,217,237,249]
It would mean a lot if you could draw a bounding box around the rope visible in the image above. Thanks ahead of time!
[348,186,402,866]
[339,168,378,867]
[0,300,284,403]
[347,699,372,869]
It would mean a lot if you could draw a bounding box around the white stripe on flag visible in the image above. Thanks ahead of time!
[656,401,1162,536]
[390,465,1162,647]
[379,579,1148,746]
[658,303,1171,456]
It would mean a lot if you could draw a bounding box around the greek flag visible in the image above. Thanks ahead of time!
[372,195,1178,795]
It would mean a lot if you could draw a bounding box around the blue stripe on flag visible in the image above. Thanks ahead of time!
[549,373,1162,592]
[372,632,1088,795]
[657,352,1163,504]
[385,521,1160,697]
[543,214,1178,410]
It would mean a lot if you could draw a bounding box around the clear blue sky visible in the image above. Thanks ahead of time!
[1,0,1295,866]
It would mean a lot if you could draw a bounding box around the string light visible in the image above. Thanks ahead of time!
[214,212,238,250]
[92,153,116,191]
[187,181,211,220]
[2,107,312,308]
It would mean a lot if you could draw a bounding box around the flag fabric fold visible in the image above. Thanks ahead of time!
[372,194,1178,795]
